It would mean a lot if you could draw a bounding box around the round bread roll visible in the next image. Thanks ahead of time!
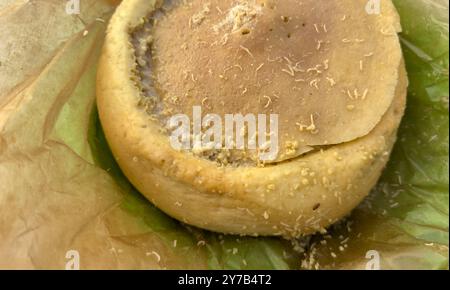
[97,0,407,237]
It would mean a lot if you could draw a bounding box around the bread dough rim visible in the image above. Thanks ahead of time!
[96,0,407,237]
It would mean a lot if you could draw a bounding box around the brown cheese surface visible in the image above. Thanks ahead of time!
[145,0,402,163]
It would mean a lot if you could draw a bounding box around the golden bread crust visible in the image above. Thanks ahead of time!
[97,0,407,237]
